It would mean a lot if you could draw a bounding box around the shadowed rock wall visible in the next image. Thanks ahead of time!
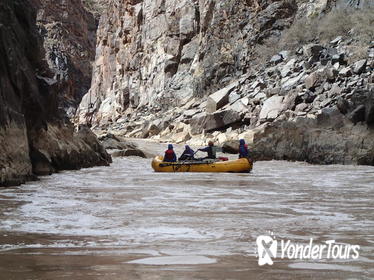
[0,0,111,186]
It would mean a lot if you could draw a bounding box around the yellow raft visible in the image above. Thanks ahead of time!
[151,156,253,173]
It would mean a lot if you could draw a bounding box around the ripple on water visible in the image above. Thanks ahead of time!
[0,158,373,278]
[127,255,217,265]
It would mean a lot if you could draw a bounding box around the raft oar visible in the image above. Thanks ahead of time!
[159,161,214,167]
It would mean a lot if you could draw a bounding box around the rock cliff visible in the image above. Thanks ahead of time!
[36,0,98,117]
[77,0,374,165]
[77,0,298,125]
[0,0,111,187]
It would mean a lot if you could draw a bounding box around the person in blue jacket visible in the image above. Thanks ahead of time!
[164,144,177,162]
[238,139,249,158]
[179,145,195,161]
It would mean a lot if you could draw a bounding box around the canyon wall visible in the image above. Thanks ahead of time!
[0,0,111,186]
[77,0,298,125]
[77,0,374,165]
[36,0,98,117]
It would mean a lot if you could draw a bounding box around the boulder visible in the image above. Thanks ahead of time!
[140,118,167,137]
[216,133,228,144]
[330,36,342,45]
[190,109,242,134]
[173,131,192,144]
[228,99,247,113]
[222,140,239,154]
[326,68,339,81]
[301,91,317,103]
[331,53,345,65]
[30,125,112,176]
[328,84,342,98]
[180,40,198,64]
[100,136,126,150]
[305,71,324,90]
[229,91,241,103]
[100,134,137,150]
[336,98,350,114]
[111,149,146,158]
[303,44,324,58]
[259,95,284,121]
[204,110,242,131]
[353,59,367,74]
[281,72,304,90]
[339,67,352,77]
[98,132,150,157]
[320,98,332,108]
[282,91,299,111]
[348,105,366,124]
[279,50,290,60]
[190,112,208,134]
[238,130,257,145]
[369,48,374,58]
[280,58,296,78]
[295,103,309,112]
[186,136,205,147]
[222,129,257,154]
[173,122,189,134]
[260,113,373,164]
[270,54,283,64]
[206,81,238,113]
[183,108,199,118]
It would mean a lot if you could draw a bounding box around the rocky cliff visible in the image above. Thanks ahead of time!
[0,0,111,187]
[77,0,374,165]
[77,0,298,125]
[36,0,98,117]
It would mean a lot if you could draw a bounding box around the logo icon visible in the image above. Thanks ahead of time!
[256,235,277,266]
[255,234,360,266]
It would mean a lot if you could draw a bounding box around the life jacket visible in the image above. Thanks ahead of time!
[207,146,216,159]
[164,149,176,161]
[239,144,249,158]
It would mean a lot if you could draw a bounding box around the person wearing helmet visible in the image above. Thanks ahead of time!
[198,141,217,159]
[164,144,177,162]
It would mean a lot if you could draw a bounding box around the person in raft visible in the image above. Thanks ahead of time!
[198,141,217,159]
[238,139,252,160]
[179,145,195,161]
[164,144,177,162]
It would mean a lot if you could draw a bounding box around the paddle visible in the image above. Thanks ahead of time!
[159,161,211,167]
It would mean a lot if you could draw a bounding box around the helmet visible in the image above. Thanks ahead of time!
[168,144,173,150]
[208,141,214,146]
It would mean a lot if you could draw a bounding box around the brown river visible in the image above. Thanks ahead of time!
[0,158,373,279]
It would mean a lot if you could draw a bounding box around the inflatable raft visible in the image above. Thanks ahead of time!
[151,156,253,173]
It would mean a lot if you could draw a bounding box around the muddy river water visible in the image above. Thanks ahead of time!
[0,158,373,279]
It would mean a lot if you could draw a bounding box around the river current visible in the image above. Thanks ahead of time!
[0,158,373,279]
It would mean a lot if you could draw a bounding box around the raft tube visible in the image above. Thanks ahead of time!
[151,156,253,173]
